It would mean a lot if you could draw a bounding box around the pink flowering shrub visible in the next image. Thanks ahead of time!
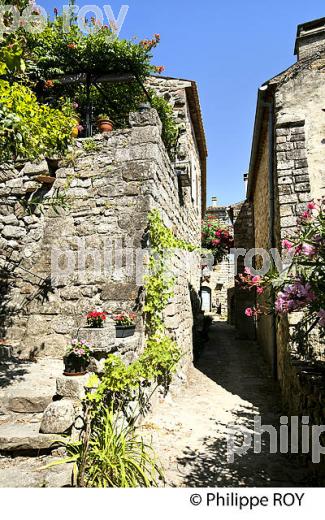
[202,217,234,263]
[239,198,325,355]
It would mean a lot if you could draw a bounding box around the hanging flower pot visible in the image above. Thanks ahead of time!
[97,114,114,133]
[63,339,92,376]
[113,311,137,338]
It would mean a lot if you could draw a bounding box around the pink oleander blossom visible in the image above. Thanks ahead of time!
[275,281,316,314]
[282,239,293,250]
[245,306,262,318]
[301,210,313,221]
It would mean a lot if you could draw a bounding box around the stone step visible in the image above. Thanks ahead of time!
[0,359,64,414]
[0,421,65,453]
[0,455,73,487]
[6,394,54,414]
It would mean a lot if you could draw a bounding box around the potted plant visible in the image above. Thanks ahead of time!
[97,114,114,133]
[113,311,137,338]
[202,218,234,264]
[86,310,107,328]
[63,339,93,376]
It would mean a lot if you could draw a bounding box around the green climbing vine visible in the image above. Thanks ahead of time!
[90,209,197,400]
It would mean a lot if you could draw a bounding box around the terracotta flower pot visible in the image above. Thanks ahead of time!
[97,119,114,133]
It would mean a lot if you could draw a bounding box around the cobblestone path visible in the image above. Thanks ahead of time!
[141,320,316,487]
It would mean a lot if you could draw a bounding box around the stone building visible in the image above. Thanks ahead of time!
[0,76,207,454]
[201,199,235,320]
[245,16,325,465]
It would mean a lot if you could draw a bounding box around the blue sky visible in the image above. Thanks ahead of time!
[41,0,325,206]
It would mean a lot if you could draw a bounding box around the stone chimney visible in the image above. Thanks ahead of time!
[243,173,248,196]
[294,17,325,61]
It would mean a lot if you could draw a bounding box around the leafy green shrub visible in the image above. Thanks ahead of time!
[150,94,179,155]
[0,80,74,160]
[24,19,178,156]
[48,406,164,488]
[26,19,157,80]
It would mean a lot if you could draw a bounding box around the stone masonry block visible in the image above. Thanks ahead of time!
[77,326,116,352]
[278,185,292,195]
[278,176,293,185]
[286,150,306,160]
[276,128,290,136]
[298,193,312,202]
[294,159,308,169]
[294,183,310,193]
[40,399,76,434]
[290,133,305,142]
[56,375,90,399]
[279,205,294,217]
[295,175,310,183]
[278,161,295,170]
[277,143,294,152]
[279,194,299,204]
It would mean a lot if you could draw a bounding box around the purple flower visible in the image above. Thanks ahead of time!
[275,281,316,314]
[301,243,317,257]
[317,309,325,327]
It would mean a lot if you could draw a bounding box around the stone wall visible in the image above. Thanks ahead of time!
[273,77,325,470]
[0,108,202,376]
[274,63,325,202]
[249,62,325,369]
[247,50,325,475]
[230,201,255,339]
[148,77,203,216]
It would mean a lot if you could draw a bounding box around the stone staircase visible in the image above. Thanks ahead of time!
[0,358,73,487]
[0,326,144,486]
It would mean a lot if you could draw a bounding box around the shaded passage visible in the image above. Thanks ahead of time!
[141,320,316,487]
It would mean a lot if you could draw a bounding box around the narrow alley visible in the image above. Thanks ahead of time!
[141,320,316,487]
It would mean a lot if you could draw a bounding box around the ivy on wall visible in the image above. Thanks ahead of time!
[90,210,197,401]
